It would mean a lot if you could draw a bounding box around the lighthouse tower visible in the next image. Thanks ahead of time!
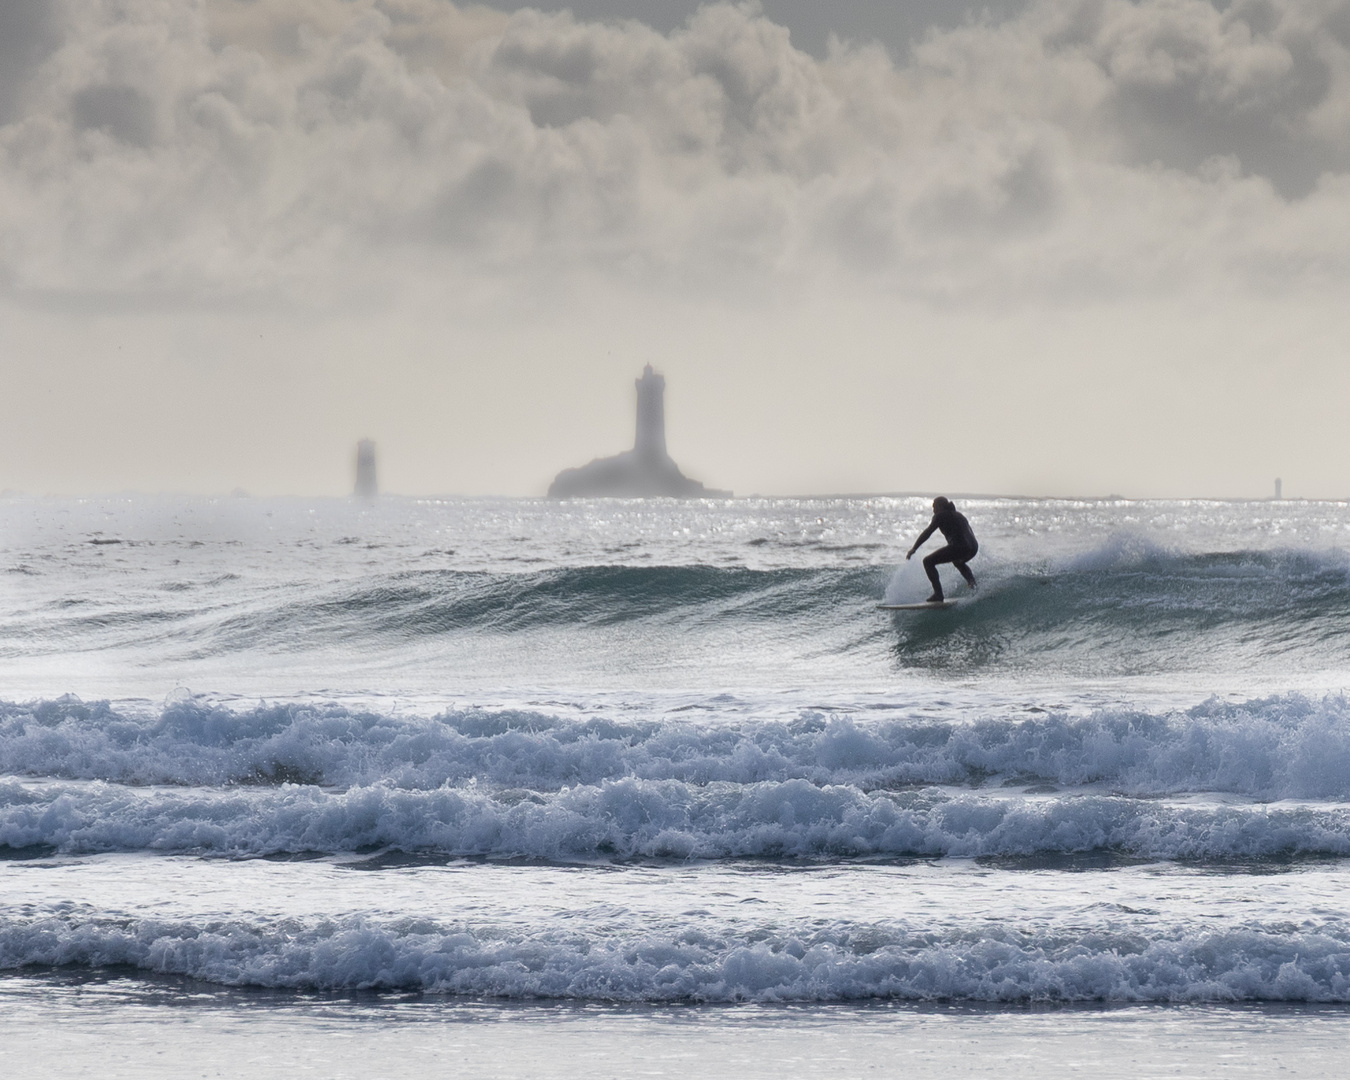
[634,364,667,462]
[354,439,378,497]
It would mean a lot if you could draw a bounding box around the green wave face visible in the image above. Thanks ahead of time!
[6,551,1350,685]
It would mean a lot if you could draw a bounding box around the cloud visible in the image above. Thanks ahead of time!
[3,0,1350,306]
[1048,0,1350,195]
[0,2,61,122]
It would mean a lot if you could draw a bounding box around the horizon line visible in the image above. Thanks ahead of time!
[1,489,1339,504]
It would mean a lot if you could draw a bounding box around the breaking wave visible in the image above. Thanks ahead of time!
[4,776,1350,861]
[5,693,1350,799]
[5,908,1350,1002]
[4,692,1350,862]
[882,546,1350,674]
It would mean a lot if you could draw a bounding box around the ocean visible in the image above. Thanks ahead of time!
[3,494,1350,1076]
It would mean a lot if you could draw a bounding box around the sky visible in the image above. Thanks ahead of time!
[2,0,1350,499]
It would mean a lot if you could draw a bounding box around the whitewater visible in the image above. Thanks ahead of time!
[4,494,1350,1076]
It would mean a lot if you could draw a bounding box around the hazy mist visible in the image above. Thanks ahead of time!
[3,0,1349,498]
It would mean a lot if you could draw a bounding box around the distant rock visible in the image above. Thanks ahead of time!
[549,365,729,498]
[549,446,713,498]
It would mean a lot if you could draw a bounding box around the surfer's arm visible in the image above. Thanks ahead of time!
[906,520,938,559]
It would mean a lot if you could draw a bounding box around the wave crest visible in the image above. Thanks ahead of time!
[4,775,1350,861]
[5,909,1349,1002]
[5,694,1350,800]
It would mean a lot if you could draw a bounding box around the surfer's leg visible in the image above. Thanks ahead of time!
[922,548,952,602]
[955,560,976,589]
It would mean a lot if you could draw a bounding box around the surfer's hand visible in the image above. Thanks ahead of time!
[905,549,913,560]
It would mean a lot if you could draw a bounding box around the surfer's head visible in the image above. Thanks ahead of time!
[933,496,952,513]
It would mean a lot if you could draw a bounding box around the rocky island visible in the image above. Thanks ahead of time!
[548,365,729,498]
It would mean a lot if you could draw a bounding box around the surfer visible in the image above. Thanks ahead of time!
[906,497,978,603]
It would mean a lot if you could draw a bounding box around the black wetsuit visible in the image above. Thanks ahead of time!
[913,506,978,600]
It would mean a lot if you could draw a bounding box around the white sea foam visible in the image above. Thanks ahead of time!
[5,694,1350,799]
[3,907,1348,1002]
[3,775,1350,860]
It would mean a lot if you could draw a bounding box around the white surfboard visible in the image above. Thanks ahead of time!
[877,600,959,611]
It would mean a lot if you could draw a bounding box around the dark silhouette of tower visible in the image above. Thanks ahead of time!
[354,439,377,497]
[634,364,667,462]
[548,365,728,498]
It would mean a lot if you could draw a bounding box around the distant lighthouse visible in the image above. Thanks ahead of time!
[634,364,667,462]
[354,439,378,497]
[547,365,729,498]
